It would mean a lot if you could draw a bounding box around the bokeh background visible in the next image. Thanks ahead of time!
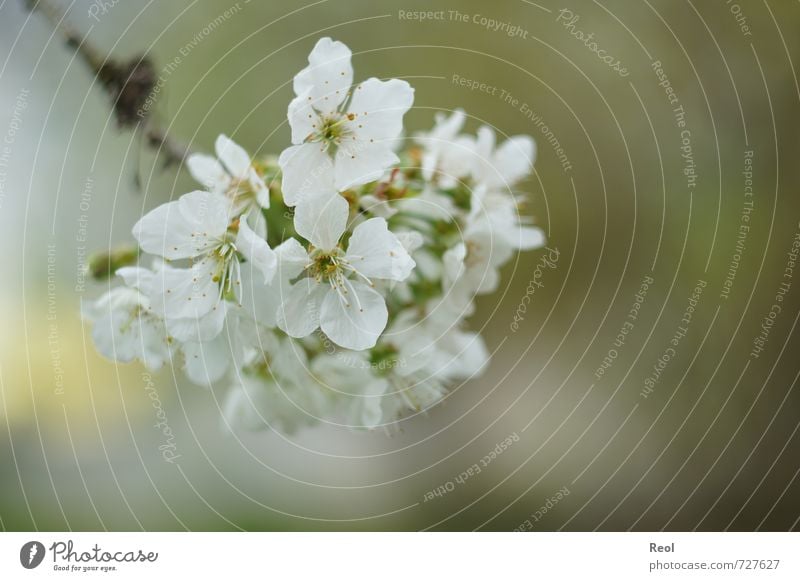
[1,0,799,531]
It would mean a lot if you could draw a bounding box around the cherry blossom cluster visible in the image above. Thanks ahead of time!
[85,38,544,432]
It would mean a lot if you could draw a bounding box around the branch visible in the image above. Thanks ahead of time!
[23,0,191,168]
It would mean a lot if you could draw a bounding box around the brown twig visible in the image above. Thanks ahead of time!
[23,0,191,168]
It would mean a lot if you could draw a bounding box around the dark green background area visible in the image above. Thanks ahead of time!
[0,0,798,531]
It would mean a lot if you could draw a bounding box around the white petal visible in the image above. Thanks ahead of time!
[238,264,280,328]
[132,191,232,260]
[320,280,387,351]
[434,329,490,380]
[238,237,310,328]
[293,191,348,250]
[116,266,155,294]
[223,383,265,431]
[135,317,171,370]
[247,168,270,209]
[133,200,208,260]
[395,230,424,254]
[359,194,397,219]
[92,312,138,363]
[333,143,399,191]
[442,243,466,290]
[182,333,231,385]
[475,267,500,295]
[276,278,327,339]
[224,372,325,433]
[345,218,415,281]
[236,217,277,284]
[293,37,353,116]
[277,143,335,206]
[186,153,230,192]
[347,377,389,429]
[276,237,311,278]
[347,77,414,141]
[166,301,228,343]
[474,125,496,161]
[431,109,466,141]
[215,134,252,179]
[492,135,536,187]
[177,190,234,233]
[437,135,477,185]
[516,226,545,250]
[287,93,319,145]
[150,261,219,319]
[393,187,457,221]
[83,287,139,321]
[269,338,310,381]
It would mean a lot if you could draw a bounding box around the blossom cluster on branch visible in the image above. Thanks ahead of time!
[85,38,545,432]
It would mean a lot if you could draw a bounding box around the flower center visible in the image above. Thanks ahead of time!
[306,247,374,311]
[208,239,241,303]
[311,113,356,149]
[464,240,485,268]
[225,178,256,212]
[307,247,345,282]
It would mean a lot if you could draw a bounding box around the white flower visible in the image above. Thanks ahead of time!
[469,126,536,191]
[132,190,277,321]
[414,294,490,382]
[415,109,474,188]
[443,224,511,298]
[84,266,171,370]
[237,237,309,329]
[179,308,239,385]
[310,352,390,429]
[440,126,544,300]
[378,307,482,418]
[276,191,415,350]
[224,335,330,433]
[278,37,414,205]
[83,49,550,434]
[187,134,270,211]
[468,184,546,252]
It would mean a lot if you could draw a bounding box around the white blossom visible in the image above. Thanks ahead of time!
[83,266,171,370]
[132,190,277,321]
[224,335,330,433]
[84,37,547,434]
[415,109,475,188]
[278,37,414,206]
[187,134,270,211]
[277,191,415,351]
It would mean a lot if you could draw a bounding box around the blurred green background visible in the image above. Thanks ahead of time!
[1,0,799,531]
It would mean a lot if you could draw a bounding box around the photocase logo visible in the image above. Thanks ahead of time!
[20,541,46,569]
